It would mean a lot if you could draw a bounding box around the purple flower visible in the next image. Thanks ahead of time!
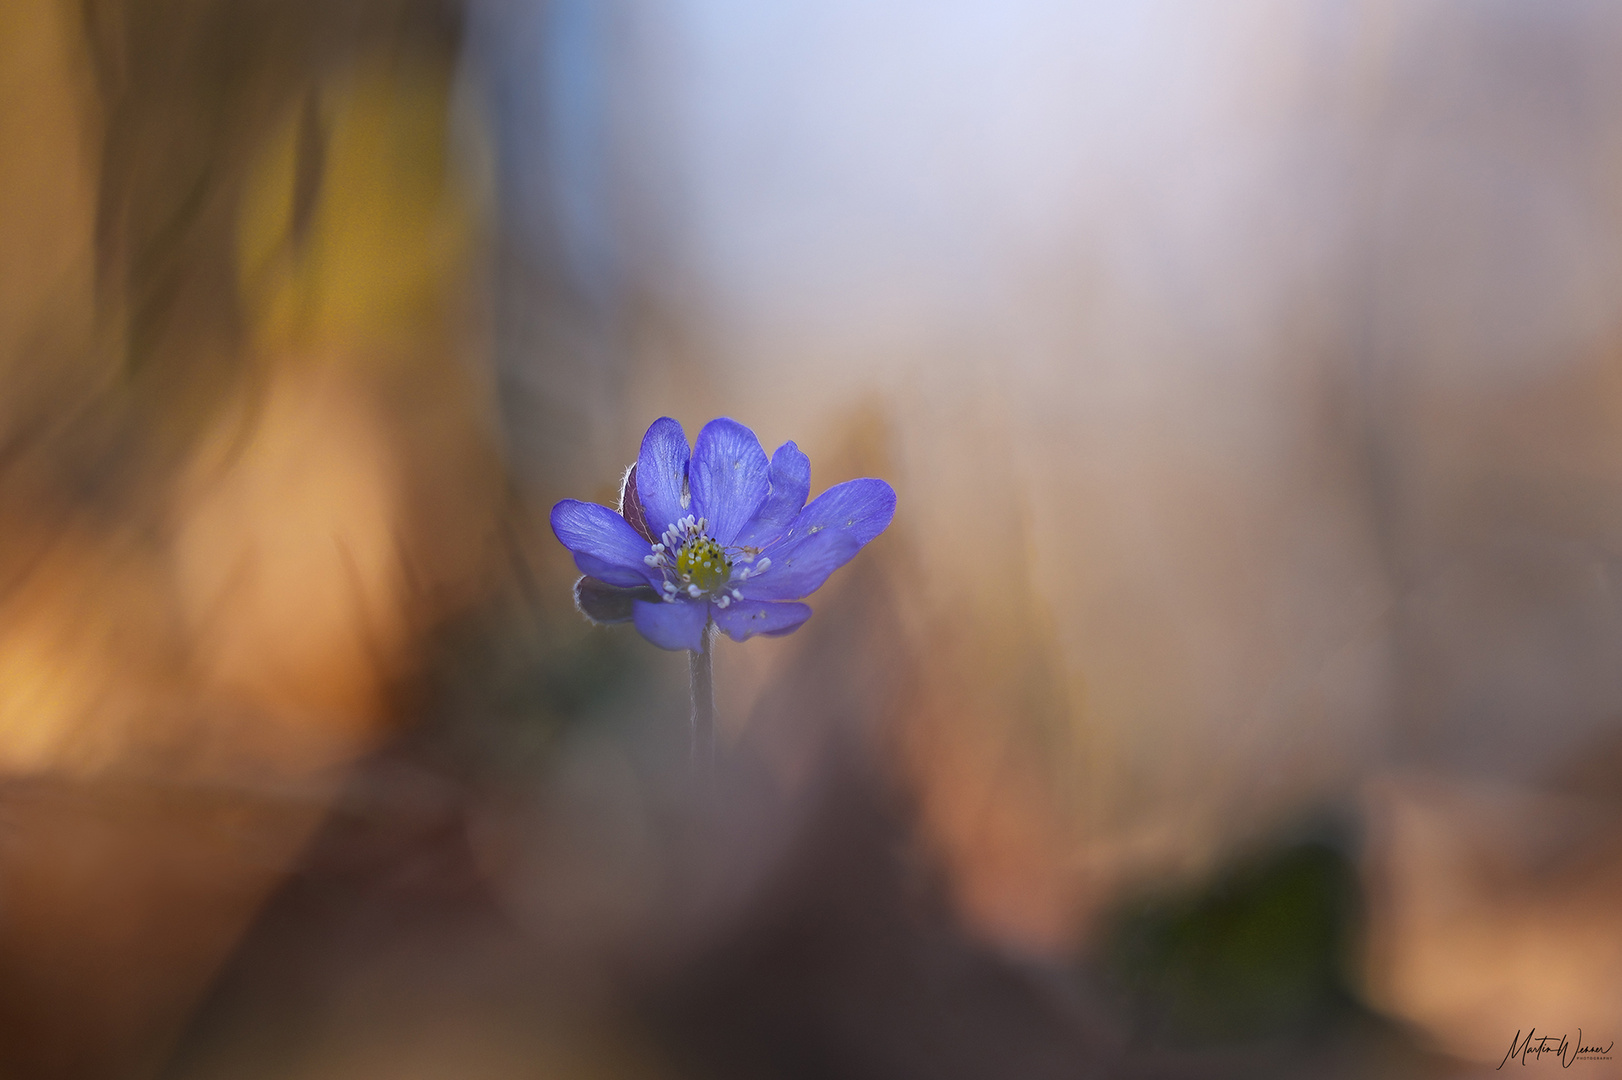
[551,417,896,652]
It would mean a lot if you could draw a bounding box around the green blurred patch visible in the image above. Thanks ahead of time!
[1097,829,1362,1046]
[415,592,659,781]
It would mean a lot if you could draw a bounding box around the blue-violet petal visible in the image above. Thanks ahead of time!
[689,417,771,546]
[551,499,660,587]
[632,598,710,652]
[571,550,650,589]
[738,529,863,601]
[781,477,896,548]
[635,417,690,536]
[733,441,811,550]
[713,599,812,641]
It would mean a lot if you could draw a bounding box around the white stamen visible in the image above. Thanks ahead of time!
[717,595,730,609]
[731,589,742,600]
[644,555,659,565]
[687,584,701,597]
[755,557,771,573]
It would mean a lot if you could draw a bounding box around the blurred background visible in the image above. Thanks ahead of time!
[3,0,1621,1076]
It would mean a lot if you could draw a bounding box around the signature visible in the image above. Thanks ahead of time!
[1499,1029,1615,1068]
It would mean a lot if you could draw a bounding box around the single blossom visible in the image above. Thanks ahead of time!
[551,417,896,651]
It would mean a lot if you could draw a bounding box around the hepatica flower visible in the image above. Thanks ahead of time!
[551,417,895,652]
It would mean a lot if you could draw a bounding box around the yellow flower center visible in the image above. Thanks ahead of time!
[676,536,731,593]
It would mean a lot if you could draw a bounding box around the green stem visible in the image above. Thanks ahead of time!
[689,624,715,768]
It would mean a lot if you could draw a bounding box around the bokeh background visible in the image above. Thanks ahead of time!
[3,0,1622,1076]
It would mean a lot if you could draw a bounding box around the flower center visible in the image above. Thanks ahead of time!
[676,536,730,592]
[645,514,770,605]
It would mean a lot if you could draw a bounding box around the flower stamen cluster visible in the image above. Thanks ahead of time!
[643,514,771,608]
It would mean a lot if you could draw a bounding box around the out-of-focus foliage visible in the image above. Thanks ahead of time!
[1100,834,1361,1046]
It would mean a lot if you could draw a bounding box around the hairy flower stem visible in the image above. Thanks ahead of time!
[689,625,715,769]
